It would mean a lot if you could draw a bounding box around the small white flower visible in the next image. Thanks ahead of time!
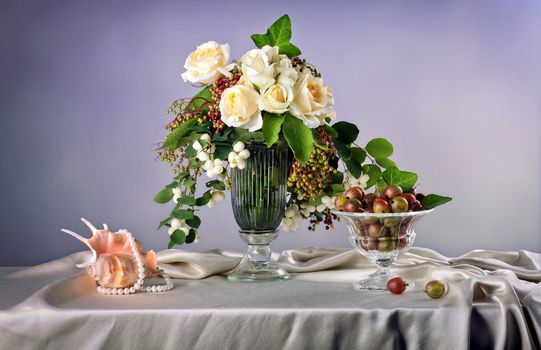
[167,218,187,236]
[297,193,304,200]
[233,142,245,153]
[212,191,225,202]
[281,204,302,231]
[316,204,326,212]
[196,151,210,161]
[237,158,246,170]
[200,134,211,142]
[207,199,216,208]
[192,141,203,152]
[202,160,214,171]
[345,173,370,190]
[237,149,250,159]
[320,195,334,210]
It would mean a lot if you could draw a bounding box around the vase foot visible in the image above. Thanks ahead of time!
[227,259,292,282]
[353,270,415,291]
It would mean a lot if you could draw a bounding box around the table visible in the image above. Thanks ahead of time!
[1,248,540,349]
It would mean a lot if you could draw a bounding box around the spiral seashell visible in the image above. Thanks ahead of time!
[61,218,158,288]
[86,253,139,288]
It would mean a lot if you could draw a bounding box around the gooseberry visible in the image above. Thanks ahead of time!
[384,184,403,199]
[424,280,446,299]
[387,277,407,294]
[345,186,364,201]
[373,198,391,213]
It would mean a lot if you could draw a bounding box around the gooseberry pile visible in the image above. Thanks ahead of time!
[334,184,425,214]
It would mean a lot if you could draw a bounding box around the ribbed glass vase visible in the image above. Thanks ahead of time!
[228,141,292,282]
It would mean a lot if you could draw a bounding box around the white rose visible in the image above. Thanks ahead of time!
[289,71,335,128]
[259,83,294,114]
[219,85,263,131]
[181,41,230,84]
[239,46,279,90]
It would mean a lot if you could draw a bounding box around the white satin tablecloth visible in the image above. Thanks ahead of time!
[1,247,540,350]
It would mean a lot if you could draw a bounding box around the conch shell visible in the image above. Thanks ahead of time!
[62,218,157,289]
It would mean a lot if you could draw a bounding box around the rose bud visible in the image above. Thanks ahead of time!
[373,198,391,213]
[384,184,403,199]
[334,194,347,210]
[401,193,417,210]
[345,186,364,201]
[391,196,409,213]
[342,200,360,213]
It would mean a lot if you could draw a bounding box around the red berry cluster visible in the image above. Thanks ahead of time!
[208,73,240,133]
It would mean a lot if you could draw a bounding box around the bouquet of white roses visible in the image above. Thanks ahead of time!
[155,15,449,248]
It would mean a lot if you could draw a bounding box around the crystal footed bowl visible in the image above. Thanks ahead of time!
[332,209,433,291]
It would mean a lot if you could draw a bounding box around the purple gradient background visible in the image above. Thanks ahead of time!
[1,1,540,265]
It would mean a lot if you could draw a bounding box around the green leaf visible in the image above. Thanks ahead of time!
[162,118,199,150]
[334,139,351,160]
[157,217,170,230]
[168,241,175,249]
[184,178,196,187]
[343,156,362,178]
[176,196,196,206]
[185,229,197,244]
[186,215,201,229]
[206,180,226,191]
[251,33,270,48]
[381,167,418,192]
[213,128,233,142]
[189,86,212,113]
[375,158,397,169]
[331,184,345,194]
[332,121,359,144]
[235,131,265,143]
[282,116,314,164]
[262,112,286,147]
[365,138,393,159]
[421,194,452,210]
[171,209,194,220]
[324,125,338,138]
[362,164,382,189]
[214,144,232,160]
[165,181,179,189]
[195,190,212,206]
[154,188,173,204]
[170,229,186,245]
[250,14,301,57]
[351,147,366,164]
[331,171,344,184]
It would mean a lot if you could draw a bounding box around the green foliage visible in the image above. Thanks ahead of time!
[375,158,396,169]
[154,188,173,204]
[172,209,194,220]
[206,180,226,191]
[362,164,382,189]
[282,116,314,164]
[421,194,452,210]
[251,14,301,57]
[176,196,196,206]
[214,144,232,160]
[185,229,197,244]
[189,86,212,113]
[195,190,212,206]
[365,138,393,159]
[332,121,359,144]
[186,216,201,229]
[170,229,186,245]
[381,167,418,192]
[162,118,199,150]
[262,112,286,147]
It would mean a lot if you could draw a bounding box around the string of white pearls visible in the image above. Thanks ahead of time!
[96,230,174,295]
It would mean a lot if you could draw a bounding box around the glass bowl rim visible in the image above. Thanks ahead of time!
[331,208,434,218]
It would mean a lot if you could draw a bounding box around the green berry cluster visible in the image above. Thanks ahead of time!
[287,131,337,200]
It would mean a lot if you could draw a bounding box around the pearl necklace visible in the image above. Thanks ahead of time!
[96,230,174,295]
